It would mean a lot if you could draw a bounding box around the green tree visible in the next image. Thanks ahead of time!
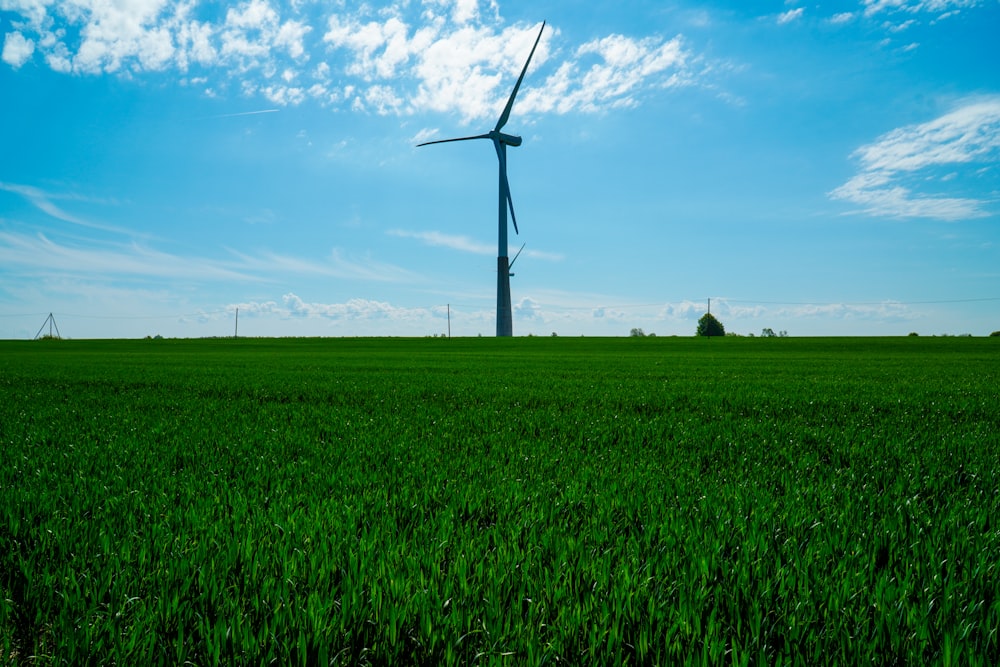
[696,313,725,337]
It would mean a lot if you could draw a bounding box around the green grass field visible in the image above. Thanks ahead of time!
[1,337,998,665]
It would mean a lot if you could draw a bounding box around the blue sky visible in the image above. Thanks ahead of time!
[1,0,998,338]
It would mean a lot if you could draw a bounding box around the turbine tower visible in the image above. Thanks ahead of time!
[419,21,545,337]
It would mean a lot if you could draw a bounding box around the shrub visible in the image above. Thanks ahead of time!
[697,314,725,337]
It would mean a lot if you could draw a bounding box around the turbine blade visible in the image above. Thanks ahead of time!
[494,21,546,133]
[507,186,518,235]
[494,139,519,234]
[509,242,526,270]
[417,133,492,147]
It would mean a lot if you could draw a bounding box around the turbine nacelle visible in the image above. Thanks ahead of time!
[495,131,522,147]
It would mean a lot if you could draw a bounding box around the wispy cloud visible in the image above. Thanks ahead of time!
[236,245,425,284]
[223,247,417,282]
[388,228,564,261]
[0,231,255,282]
[329,248,421,283]
[777,8,805,25]
[0,181,139,235]
[862,0,983,17]
[829,97,1000,220]
[1,182,89,226]
[409,127,440,145]
[523,248,564,262]
[388,229,494,254]
[0,228,417,287]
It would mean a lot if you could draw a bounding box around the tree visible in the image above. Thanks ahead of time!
[696,313,725,337]
[630,327,646,337]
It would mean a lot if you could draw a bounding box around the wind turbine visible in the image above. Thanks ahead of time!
[419,21,546,337]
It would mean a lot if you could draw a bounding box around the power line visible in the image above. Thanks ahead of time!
[51,310,231,320]
[0,296,995,324]
[722,297,1000,306]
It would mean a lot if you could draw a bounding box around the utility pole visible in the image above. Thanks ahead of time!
[447,304,451,339]
[707,298,712,341]
[34,313,61,340]
[234,307,239,339]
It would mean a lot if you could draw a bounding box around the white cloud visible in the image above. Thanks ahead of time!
[2,31,34,68]
[221,0,310,66]
[519,33,690,116]
[438,294,924,335]
[513,296,540,319]
[363,84,405,115]
[65,0,179,74]
[707,299,917,324]
[777,8,805,24]
[407,25,525,120]
[3,3,698,120]
[0,0,311,76]
[46,48,73,73]
[233,292,438,323]
[275,16,310,58]
[829,12,856,24]
[259,83,306,105]
[586,297,918,328]
[223,0,277,33]
[423,0,499,25]
[174,17,216,69]
[830,97,1000,220]
[321,10,694,121]
[324,15,421,80]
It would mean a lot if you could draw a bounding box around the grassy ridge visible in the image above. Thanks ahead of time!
[1,337,998,665]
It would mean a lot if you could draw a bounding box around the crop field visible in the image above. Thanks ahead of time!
[1,336,998,665]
